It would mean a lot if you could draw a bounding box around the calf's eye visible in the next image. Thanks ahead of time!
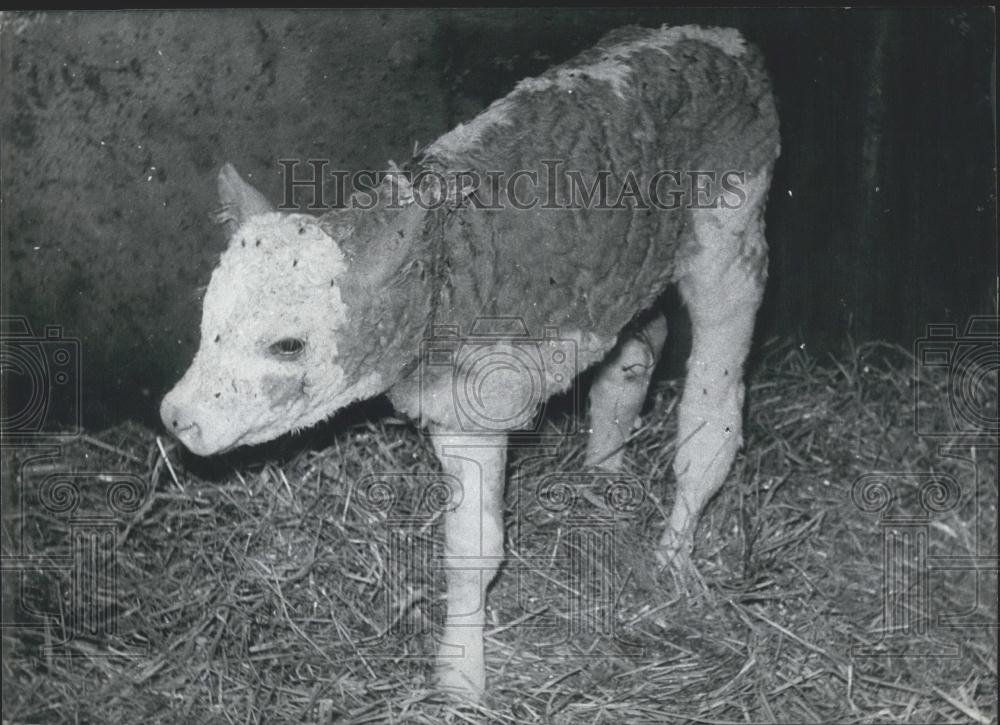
[268,338,306,358]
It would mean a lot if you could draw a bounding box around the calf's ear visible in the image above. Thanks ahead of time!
[214,163,275,232]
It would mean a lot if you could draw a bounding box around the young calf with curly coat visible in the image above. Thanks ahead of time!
[161,24,780,699]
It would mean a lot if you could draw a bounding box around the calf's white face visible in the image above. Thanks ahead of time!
[161,167,371,456]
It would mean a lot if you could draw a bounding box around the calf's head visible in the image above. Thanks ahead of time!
[161,163,422,456]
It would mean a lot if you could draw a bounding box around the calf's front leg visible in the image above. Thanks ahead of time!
[429,428,507,699]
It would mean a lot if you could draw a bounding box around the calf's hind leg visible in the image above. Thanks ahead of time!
[585,312,669,471]
[658,172,769,572]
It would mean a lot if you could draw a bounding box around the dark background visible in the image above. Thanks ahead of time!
[1,9,996,429]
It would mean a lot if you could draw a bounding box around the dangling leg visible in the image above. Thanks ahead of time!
[658,172,770,576]
[585,312,669,471]
[430,428,506,699]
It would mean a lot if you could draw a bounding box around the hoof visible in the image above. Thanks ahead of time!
[436,664,484,702]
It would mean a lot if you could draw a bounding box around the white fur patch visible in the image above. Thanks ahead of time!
[168,212,371,452]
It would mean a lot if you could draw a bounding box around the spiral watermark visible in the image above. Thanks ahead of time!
[850,458,998,658]
[353,472,461,657]
[352,465,651,659]
[2,455,149,658]
[514,465,651,655]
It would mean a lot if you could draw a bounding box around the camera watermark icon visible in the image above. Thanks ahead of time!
[914,316,998,438]
[1,316,82,444]
[850,461,998,658]
[417,318,581,439]
[2,451,148,657]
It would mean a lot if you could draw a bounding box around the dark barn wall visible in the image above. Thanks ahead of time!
[1,10,448,424]
[758,9,996,347]
[1,8,996,428]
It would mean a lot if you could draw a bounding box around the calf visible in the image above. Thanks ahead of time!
[160,24,780,699]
